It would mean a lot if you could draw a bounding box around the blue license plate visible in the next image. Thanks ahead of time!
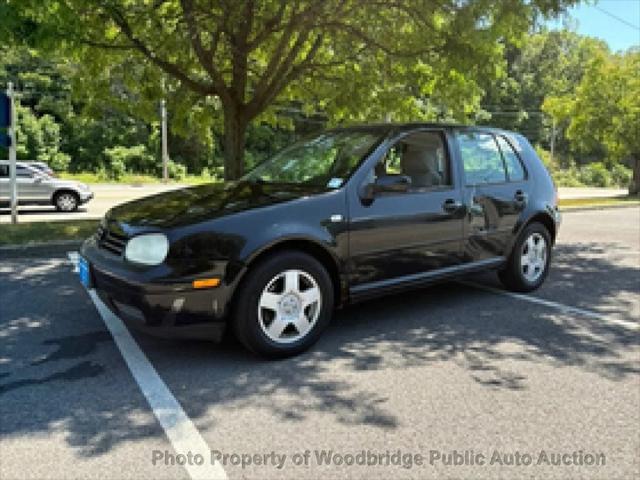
[78,257,91,288]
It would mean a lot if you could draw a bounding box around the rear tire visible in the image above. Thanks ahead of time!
[498,222,551,292]
[54,191,79,212]
[233,251,334,358]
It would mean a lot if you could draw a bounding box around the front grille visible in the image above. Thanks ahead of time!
[96,224,128,256]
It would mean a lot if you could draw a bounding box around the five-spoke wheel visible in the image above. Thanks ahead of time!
[520,232,547,283]
[258,269,322,344]
[499,222,551,292]
[233,251,334,357]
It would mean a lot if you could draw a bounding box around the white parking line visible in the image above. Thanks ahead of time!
[68,251,79,272]
[461,281,639,331]
[68,253,227,480]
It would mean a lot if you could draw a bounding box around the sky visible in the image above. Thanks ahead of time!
[547,0,640,52]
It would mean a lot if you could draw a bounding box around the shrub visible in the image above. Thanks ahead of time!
[48,151,71,172]
[166,160,187,180]
[535,147,632,188]
[103,145,155,180]
[611,163,633,189]
[579,162,611,187]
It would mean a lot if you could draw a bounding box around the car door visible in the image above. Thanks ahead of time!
[16,165,38,201]
[455,130,529,260]
[347,129,465,291]
[16,165,50,202]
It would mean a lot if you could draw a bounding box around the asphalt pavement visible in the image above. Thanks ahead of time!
[1,207,638,479]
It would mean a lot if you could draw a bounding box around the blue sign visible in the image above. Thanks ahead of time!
[0,132,10,147]
[0,93,10,129]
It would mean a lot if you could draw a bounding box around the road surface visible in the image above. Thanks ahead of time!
[1,207,638,479]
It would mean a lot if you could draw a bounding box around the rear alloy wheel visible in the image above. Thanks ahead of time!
[233,251,334,357]
[499,222,551,292]
[520,232,547,283]
[54,191,79,212]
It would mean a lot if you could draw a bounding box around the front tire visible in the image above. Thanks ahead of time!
[233,251,334,358]
[498,222,552,292]
[54,191,79,212]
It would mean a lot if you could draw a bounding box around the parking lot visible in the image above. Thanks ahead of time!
[1,207,638,479]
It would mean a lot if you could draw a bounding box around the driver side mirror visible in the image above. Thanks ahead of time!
[360,174,412,202]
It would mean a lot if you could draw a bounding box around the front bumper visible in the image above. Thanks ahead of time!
[81,240,232,341]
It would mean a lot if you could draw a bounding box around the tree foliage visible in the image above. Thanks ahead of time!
[481,29,608,150]
[3,0,578,179]
[544,49,640,193]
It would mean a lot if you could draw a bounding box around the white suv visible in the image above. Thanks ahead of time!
[0,161,93,211]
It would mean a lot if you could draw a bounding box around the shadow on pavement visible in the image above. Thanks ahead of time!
[0,241,638,455]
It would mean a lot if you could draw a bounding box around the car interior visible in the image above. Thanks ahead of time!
[374,131,450,189]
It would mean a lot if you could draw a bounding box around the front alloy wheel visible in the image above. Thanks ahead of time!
[233,251,334,357]
[258,269,322,344]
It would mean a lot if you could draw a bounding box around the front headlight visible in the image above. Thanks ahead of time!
[124,234,169,266]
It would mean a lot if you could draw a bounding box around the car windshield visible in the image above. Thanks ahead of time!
[243,130,383,188]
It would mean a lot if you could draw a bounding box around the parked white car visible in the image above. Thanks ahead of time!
[0,161,93,211]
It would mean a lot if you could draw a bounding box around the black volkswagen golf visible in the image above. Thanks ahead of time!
[80,124,561,357]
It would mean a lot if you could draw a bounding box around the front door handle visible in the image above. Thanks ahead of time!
[443,198,463,212]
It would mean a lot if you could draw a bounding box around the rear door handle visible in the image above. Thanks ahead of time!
[514,190,528,203]
[443,198,463,212]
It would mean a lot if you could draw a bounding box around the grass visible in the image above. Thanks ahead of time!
[0,219,99,246]
[558,195,639,209]
[59,172,217,185]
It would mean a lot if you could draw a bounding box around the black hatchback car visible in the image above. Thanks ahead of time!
[80,124,561,357]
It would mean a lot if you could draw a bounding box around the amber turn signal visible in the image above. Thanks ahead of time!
[192,278,221,289]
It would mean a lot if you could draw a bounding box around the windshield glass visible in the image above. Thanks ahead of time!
[243,130,383,188]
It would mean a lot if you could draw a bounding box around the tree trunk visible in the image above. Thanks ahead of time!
[222,109,247,181]
[630,157,640,196]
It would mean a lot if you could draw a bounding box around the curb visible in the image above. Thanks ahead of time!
[560,203,640,213]
[0,239,83,255]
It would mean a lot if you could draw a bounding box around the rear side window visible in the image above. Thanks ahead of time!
[456,132,506,185]
[497,136,526,182]
[16,166,33,178]
[0,165,8,178]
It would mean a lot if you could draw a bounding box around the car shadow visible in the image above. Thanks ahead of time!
[0,241,638,456]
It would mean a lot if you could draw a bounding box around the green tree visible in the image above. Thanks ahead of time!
[0,104,71,170]
[4,0,578,179]
[544,49,640,194]
[481,29,608,151]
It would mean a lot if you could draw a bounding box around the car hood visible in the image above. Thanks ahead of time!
[106,181,329,229]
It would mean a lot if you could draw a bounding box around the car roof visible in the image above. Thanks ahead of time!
[330,122,518,137]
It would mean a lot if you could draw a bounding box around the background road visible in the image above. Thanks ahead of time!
[0,185,630,223]
[1,207,638,479]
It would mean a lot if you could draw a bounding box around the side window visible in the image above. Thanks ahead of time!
[16,166,33,178]
[457,132,507,185]
[371,131,451,191]
[496,136,526,182]
[0,165,8,178]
